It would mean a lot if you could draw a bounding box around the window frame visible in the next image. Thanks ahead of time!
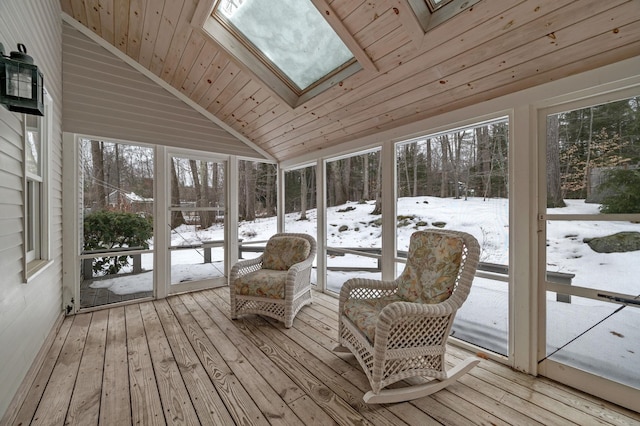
[212,0,356,94]
[23,90,52,281]
[198,0,373,108]
[406,0,481,33]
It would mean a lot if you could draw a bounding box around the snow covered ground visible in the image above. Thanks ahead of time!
[88,196,639,387]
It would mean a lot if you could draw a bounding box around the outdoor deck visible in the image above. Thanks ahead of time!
[8,287,640,425]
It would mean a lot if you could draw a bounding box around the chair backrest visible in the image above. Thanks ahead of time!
[396,230,478,304]
[262,234,312,270]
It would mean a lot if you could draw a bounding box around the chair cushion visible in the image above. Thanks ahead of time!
[262,236,311,270]
[343,294,404,342]
[235,269,288,299]
[396,232,463,304]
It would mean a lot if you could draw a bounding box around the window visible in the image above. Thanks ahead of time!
[396,117,510,355]
[202,0,365,106]
[24,94,50,279]
[213,0,355,94]
[407,0,481,33]
[425,0,454,12]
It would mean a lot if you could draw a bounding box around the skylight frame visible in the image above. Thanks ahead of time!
[406,0,481,34]
[211,0,358,97]
[425,0,455,13]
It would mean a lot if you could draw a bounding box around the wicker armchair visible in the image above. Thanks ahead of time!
[335,229,481,403]
[230,233,316,328]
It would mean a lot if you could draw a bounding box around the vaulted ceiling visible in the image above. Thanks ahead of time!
[60,0,640,163]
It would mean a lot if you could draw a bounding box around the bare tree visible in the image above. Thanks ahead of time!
[299,168,308,220]
[371,152,382,215]
[91,140,106,210]
[439,135,449,197]
[170,158,185,228]
[245,162,256,220]
[363,154,370,200]
[547,114,566,207]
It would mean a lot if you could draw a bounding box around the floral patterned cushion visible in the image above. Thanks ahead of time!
[234,269,288,299]
[262,236,311,271]
[344,294,403,342]
[396,231,463,304]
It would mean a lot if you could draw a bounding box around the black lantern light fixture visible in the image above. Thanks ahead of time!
[0,43,44,116]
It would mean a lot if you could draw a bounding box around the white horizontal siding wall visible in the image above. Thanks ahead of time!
[0,0,64,420]
[62,22,265,159]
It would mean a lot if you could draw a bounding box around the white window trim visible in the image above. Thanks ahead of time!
[23,91,52,282]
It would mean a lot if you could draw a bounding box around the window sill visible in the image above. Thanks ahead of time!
[24,259,54,283]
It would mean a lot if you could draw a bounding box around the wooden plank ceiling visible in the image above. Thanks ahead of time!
[60,0,640,163]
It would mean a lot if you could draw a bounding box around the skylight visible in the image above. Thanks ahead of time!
[425,0,454,12]
[213,0,355,93]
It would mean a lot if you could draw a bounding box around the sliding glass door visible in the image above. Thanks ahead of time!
[539,91,640,409]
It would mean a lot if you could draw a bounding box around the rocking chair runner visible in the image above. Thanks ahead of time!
[335,229,481,403]
[230,233,316,328]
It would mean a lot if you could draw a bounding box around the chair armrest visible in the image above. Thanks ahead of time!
[229,255,264,282]
[338,278,399,317]
[374,300,458,350]
[379,299,457,321]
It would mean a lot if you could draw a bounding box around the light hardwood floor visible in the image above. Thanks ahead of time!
[8,287,640,425]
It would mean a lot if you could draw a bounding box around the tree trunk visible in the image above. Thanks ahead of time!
[342,158,351,201]
[245,162,256,221]
[363,154,369,200]
[426,139,433,195]
[583,107,594,198]
[331,161,346,206]
[412,144,418,197]
[404,144,412,197]
[91,140,106,210]
[440,135,449,197]
[546,114,566,207]
[476,127,492,200]
[265,164,275,216]
[201,162,213,228]
[299,168,308,220]
[170,158,185,228]
[371,152,382,215]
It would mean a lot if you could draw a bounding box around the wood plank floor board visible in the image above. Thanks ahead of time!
[11,317,74,426]
[124,304,165,426]
[183,295,303,424]
[152,299,236,425]
[443,350,611,425]
[138,301,205,425]
[446,344,640,425]
[169,295,270,425]
[10,287,640,426]
[99,306,131,425]
[202,290,399,425]
[65,309,109,425]
[30,313,92,426]
[187,292,307,405]
[240,315,408,426]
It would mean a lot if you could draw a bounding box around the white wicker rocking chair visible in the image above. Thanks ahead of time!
[230,233,316,328]
[335,229,481,403]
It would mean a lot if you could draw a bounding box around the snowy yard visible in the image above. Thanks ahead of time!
[87,196,639,387]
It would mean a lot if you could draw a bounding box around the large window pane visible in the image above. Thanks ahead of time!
[284,165,318,282]
[325,150,382,294]
[80,139,154,308]
[169,156,225,286]
[544,95,640,390]
[237,160,278,261]
[396,118,509,355]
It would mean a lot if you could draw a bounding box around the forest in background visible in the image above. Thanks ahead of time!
[80,95,640,229]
